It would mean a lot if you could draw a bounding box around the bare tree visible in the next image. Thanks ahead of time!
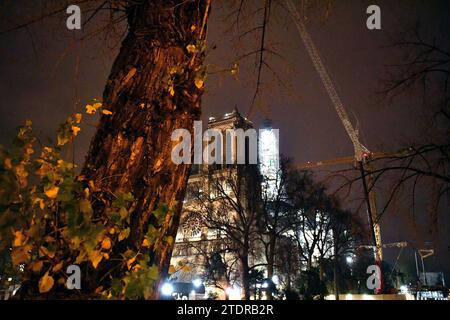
[187,165,262,300]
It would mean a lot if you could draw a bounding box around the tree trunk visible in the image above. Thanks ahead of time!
[266,233,276,300]
[333,255,339,300]
[239,251,251,300]
[82,0,211,298]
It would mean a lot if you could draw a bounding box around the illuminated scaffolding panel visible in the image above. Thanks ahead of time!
[258,126,280,198]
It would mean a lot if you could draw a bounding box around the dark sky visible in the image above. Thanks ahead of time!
[0,0,449,283]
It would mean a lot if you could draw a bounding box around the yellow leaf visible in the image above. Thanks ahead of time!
[169,86,175,96]
[195,78,204,89]
[25,146,34,156]
[89,250,103,269]
[15,163,28,187]
[118,227,130,242]
[102,109,113,115]
[109,228,115,235]
[168,265,176,274]
[74,113,82,123]
[39,199,45,210]
[186,44,197,53]
[102,253,110,260]
[85,104,97,114]
[75,251,87,264]
[169,66,178,75]
[4,158,12,169]
[39,246,55,259]
[13,230,25,247]
[36,162,52,178]
[39,272,54,293]
[79,199,92,215]
[93,102,102,110]
[95,286,104,294]
[71,125,81,136]
[31,261,43,273]
[11,247,30,266]
[142,238,150,247]
[45,186,59,199]
[126,257,136,270]
[101,237,112,250]
[52,261,63,273]
[190,25,196,32]
[132,264,142,272]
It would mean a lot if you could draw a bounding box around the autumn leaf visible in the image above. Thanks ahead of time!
[39,199,45,210]
[36,162,52,178]
[190,25,196,32]
[75,251,87,264]
[142,238,150,247]
[52,261,63,273]
[74,113,82,123]
[86,102,102,114]
[13,230,25,247]
[45,186,59,199]
[71,125,81,136]
[39,272,54,293]
[79,199,93,215]
[15,163,28,187]
[195,78,204,89]
[11,246,30,266]
[165,236,174,247]
[102,109,113,115]
[119,207,128,219]
[39,246,55,259]
[31,261,43,273]
[186,44,197,53]
[126,257,136,270]
[101,237,112,250]
[4,158,12,169]
[118,227,130,241]
[89,250,103,269]
[169,86,175,96]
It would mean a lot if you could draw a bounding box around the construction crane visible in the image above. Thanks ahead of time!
[297,150,411,170]
[284,0,384,262]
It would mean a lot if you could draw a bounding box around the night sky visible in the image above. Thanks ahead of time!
[0,0,449,283]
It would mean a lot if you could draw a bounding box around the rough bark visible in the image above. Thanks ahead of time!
[81,0,210,298]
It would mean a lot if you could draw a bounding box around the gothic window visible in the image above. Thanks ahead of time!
[182,212,204,238]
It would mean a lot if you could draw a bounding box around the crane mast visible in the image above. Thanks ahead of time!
[285,0,383,262]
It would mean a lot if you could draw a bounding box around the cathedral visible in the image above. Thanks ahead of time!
[168,109,279,300]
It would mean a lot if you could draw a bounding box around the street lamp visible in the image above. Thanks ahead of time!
[346,256,354,265]
[161,282,174,296]
[192,278,202,288]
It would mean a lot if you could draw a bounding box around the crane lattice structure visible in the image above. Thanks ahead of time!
[285,0,383,262]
